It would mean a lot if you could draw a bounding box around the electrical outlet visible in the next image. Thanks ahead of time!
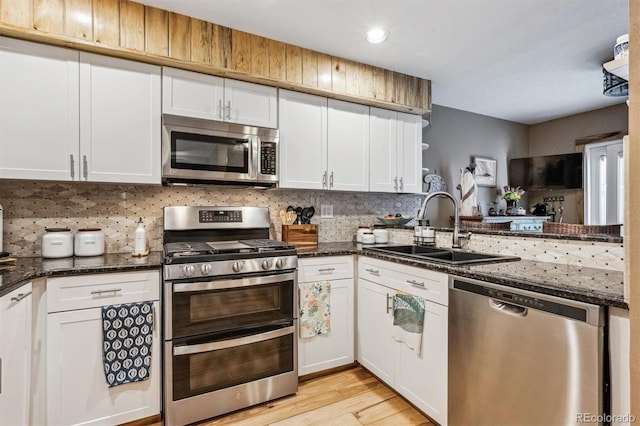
[320,204,333,218]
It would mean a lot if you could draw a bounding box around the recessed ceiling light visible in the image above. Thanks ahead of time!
[365,28,389,44]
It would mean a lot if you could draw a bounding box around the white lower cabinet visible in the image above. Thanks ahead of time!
[298,256,355,375]
[609,307,631,426]
[0,283,32,426]
[46,271,161,426]
[358,257,448,425]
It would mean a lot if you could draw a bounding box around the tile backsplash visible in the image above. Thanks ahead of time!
[0,180,422,256]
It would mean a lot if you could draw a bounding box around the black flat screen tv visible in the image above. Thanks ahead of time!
[508,153,583,190]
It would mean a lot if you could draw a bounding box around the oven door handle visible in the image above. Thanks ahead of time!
[173,272,296,293]
[173,326,295,356]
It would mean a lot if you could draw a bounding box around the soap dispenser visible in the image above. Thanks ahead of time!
[134,218,147,255]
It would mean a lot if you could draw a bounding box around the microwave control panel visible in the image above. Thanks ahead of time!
[260,142,277,175]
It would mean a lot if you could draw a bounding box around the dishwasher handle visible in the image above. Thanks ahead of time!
[489,299,528,317]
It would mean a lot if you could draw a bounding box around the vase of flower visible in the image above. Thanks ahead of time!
[502,186,525,215]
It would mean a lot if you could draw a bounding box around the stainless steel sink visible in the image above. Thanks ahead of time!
[364,245,520,265]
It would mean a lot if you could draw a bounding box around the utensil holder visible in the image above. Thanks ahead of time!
[282,225,318,248]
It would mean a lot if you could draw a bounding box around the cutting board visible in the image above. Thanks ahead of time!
[282,225,318,248]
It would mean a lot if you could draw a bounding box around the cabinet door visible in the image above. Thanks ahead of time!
[397,112,422,193]
[80,53,161,184]
[224,79,278,128]
[395,299,447,425]
[0,283,32,426]
[298,278,354,375]
[369,107,398,193]
[278,90,328,189]
[357,278,394,386]
[0,37,79,181]
[47,301,161,426]
[328,99,370,191]
[162,67,224,120]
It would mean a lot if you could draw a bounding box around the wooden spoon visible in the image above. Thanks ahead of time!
[279,210,287,224]
[285,211,297,225]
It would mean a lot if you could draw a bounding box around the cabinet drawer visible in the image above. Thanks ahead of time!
[47,271,160,313]
[299,256,354,282]
[358,257,448,306]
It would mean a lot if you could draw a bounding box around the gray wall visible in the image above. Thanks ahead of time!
[528,103,628,223]
[422,105,529,226]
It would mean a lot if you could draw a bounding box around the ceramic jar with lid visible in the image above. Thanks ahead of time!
[361,231,376,244]
[373,228,389,244]
[356,226,371,243]
[75,228,105,256]
[42,228,74,258]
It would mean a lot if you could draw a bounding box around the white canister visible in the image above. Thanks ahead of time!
[373,229,389,244]
[42,228,74,258]
[74,228,105,256]
[361,231,376,244]
[356,226,371,243]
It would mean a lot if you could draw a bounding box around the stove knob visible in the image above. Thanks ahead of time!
[200,264,212,275]
[232,261,245,272]
[261,259,273,270]
[275,258,286,269]
[182,264,195,277]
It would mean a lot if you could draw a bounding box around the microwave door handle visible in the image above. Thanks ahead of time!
[173,326,295,356]
[249,136,258,179]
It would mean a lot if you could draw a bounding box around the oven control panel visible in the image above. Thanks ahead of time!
[199,210,243,223]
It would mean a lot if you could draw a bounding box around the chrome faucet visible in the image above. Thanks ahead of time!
[417,191,469,249]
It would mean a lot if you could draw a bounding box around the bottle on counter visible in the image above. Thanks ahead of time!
[421,220,436,246]
[134,218,147,254]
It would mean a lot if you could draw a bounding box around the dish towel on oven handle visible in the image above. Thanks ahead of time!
[299,281,331,338]
[102,301,154,387]
[392,292,426,356]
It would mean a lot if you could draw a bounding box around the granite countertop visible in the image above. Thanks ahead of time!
[0,252,163,297]
[298,242,626,309]
[1,243,626,309]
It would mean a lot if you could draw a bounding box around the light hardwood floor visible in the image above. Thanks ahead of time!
[195,366,433,426]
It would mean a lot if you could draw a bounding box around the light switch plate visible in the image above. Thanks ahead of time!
[320,204,333,218]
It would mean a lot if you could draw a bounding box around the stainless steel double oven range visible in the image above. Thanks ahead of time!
[162,206,298,425]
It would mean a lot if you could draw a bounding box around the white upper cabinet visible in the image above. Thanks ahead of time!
[278,90,328,189]
[224,79,278,128]
[0,37,79,181]
[279,92,369,191]
[162,67,278,128]
[327,99,370,192]
[0,38,161,184]
[80,53,161,184]
[370,107,422,193]
[162,67,224,120]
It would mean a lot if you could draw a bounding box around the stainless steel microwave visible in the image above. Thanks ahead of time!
[162,114,279,187]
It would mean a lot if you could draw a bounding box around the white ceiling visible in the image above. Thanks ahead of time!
[139,0,629,125]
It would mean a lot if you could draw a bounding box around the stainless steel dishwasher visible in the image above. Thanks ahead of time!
[449,276,605,426]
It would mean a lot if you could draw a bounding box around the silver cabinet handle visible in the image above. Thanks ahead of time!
[70,154,75,179]
[386,293,394,314]
[90,288,122,296]
[329,171,334,189]
[10,291,32,303]
[399,177,404,191]
[322,171,327,188]
[218,100,223,119]
[394,177,398,191]
[317,268,335,272]
[225,100,231,120]
[365,268,380,275]
[407,279,425,288]
[82,155,88,180]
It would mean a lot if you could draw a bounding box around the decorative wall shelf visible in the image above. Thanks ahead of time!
[604,57,629,80]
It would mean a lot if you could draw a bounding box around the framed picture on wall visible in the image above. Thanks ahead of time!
[473,156,497,187]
